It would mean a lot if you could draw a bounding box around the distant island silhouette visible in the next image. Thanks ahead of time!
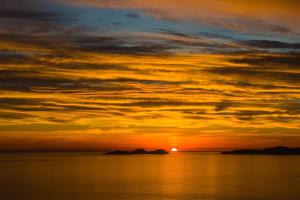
[106,148,169,155]
[221,146,300,155]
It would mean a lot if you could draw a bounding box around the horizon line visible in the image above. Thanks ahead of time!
[0,146,299,153]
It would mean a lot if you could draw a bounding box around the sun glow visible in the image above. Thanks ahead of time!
[171,147,178,152]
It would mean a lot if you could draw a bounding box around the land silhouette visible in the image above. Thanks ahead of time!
[106,148,168,155]
[221,146,300,155]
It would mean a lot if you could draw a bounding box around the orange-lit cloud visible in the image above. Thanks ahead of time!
[1,49,300,151]
[0,0,300,151]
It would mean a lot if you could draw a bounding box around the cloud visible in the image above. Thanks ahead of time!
[0,9,59,22]
[215,101,233,112]
[0,0,64,38]
[61,0,300,33]
[126,13,140,19]
[280,99,300,114]
[240,40,300,49]
[0,112,33,120]
[229,53,300,69]
[0,74,152,93]
[78,43,173,55]
[0,0,300,150]
[206,53,300,85]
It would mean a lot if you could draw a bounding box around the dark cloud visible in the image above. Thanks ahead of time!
[126,13,140,18]
[77,43,173,55]
[0,97,107,112]
[108,78,188,85]
[0,31,174,57]
[0,75,145,93]
[207,66,300,84]
[0,98,64,112]
[1,62,191,96]
[0,0,171,57]
[0,50,141,73]
[0,0,64,37]
[156,29,235,51]
[215,101,233,112]
[280,99,300,114]
[0,53,35,67]
[216,80,300,90]
[1,0,42,9]
[158,29,195,38]
[73,35,152,55]
[0,9,59,22]
[241,40,300,49]
[113,100,216,108]
[0,51,30,60]
[229,53,300,69]
[232,110,300,122]
[42,62,139,72]
[0,32,69,51]
[0,112,32,120]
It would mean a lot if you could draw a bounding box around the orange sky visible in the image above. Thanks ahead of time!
[0,0,300,151]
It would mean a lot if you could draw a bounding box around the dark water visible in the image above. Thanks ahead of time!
[0,153,300,200]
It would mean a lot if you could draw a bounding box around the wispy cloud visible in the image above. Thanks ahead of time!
[62,0,300,34]
[0,0,299,151]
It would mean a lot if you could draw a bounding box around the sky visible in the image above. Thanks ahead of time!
[0,0,300,151]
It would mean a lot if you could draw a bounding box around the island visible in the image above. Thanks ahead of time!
[106,148,169,155]
[221,146,300,155]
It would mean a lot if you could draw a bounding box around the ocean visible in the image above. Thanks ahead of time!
[0,152,299,200]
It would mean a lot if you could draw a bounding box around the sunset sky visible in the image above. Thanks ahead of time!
[1,0,300,151]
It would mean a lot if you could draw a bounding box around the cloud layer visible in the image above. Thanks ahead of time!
[63,0,300,34]
[0,0,300,151]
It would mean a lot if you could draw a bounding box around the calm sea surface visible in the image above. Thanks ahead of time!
[0,152,300,200]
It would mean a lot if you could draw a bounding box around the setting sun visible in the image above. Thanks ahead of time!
[171,147,178,152]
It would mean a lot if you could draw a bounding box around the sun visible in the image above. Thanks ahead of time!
[171,147,178,152]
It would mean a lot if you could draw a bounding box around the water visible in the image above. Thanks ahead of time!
[0,152,300,200]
